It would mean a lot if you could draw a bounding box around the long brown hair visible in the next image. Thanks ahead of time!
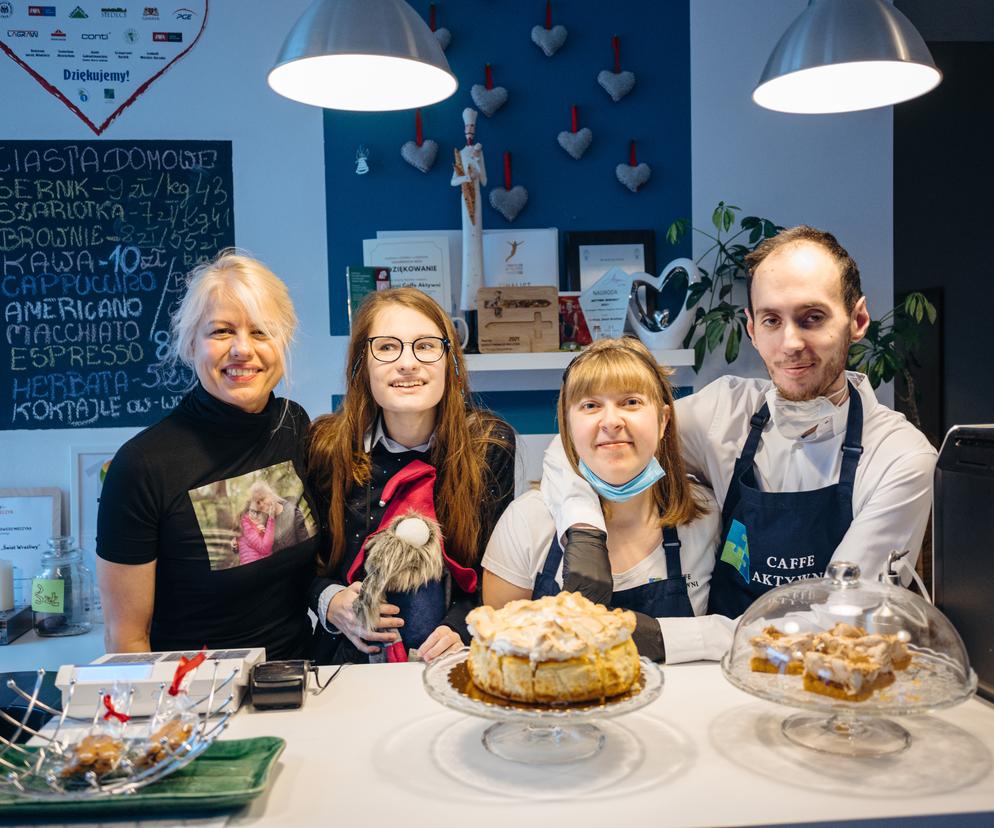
[556,337,707,527]
[309,288,508,574]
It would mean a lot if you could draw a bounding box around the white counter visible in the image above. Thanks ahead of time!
[1,625,105,673]
[216,661,994,828]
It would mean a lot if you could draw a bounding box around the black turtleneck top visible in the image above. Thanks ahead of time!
[97,383,319,659]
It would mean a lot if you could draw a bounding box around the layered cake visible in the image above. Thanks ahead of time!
[465,592,641,703]
[750,621,912,702]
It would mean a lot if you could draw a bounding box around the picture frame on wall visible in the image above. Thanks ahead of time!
[69,446,118,586]
[0,487,62,603]
[564,230,657,293]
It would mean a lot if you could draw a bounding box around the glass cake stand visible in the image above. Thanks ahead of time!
[422,649,663,764]
[721,561,977,758]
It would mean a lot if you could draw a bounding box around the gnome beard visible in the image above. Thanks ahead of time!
[355,512,446,661]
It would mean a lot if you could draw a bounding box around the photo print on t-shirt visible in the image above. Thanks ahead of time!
[188,461,318,571]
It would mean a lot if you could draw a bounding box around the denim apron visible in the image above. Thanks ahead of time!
[532,525,694,618]
[707,383,863,618]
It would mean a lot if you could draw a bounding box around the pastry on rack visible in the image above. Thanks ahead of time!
[465,592,640,704]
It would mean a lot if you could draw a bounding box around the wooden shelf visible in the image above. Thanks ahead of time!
[463,350,694,372]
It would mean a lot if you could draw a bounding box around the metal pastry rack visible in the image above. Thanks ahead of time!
[0,662,238,800]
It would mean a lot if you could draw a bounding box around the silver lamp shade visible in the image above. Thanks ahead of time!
[753,0,941,114]
[268,0,458,111]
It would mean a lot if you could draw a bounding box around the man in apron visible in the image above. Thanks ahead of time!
[541,225,937,661]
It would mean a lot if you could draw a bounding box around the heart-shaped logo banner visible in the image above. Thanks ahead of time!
[0,2,208,135]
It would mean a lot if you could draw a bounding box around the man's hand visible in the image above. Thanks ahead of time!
[327,581,404,654]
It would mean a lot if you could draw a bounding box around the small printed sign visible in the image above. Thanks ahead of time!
[31,578,64,613]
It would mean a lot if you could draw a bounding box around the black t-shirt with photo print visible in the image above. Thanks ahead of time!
[97,383,320,660]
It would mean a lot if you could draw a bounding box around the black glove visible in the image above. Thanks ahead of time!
[561,526,612,606]
[632,611,666,662]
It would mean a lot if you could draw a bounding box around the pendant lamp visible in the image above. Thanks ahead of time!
[268,0,457,112]
[753,0,941,114]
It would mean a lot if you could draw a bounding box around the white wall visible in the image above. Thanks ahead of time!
[1,1,895,519]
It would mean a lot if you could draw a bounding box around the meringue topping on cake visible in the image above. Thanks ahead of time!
[467,592,636,663]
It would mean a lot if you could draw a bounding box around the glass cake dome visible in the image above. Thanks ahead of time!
[721,558,977,757]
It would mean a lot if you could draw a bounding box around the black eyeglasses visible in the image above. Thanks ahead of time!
[367,336,450,364]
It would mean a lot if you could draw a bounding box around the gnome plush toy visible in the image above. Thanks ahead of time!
[348,460,476,662]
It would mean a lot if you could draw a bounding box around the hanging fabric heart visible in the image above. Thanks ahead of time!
[471,64,508,117]
[597,35,636,102]
[0,2,208,136]
[531,1,567,57]
[616,140,652,192]
[428,4,451,51]
[401,110,438,173]
[489,152,528,222]
[626,258,700,351]
[557,105,592,160]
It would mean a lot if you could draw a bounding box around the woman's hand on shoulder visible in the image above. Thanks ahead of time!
[418,625,463,663]
[327,581,404,654]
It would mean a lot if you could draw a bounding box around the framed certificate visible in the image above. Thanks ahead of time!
[565,230,656,292]
[363,236,452,314]
[0,487,61,599]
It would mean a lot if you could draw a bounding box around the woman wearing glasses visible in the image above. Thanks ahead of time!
[308,288,515,664]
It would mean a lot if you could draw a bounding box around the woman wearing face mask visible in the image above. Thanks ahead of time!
[481,338,720,662]
[308,288,515,664]
[97,251,320,658]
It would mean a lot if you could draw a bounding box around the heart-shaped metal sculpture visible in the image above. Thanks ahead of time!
[616,162,652,193]
[470,84,509,117]
[531,24,568,57]
[401,139,439,173]
[434,28,452,51]
[557,127,593,160]
[626,259,699,351]
[489,186,529,222]
[0,2,207,135]
[597,69,636,102]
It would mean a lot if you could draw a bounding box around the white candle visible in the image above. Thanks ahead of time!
[0,559,13,612]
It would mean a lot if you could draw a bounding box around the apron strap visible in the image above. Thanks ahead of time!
[541,533,565,581]
[720,403,771,532]
[661,524,683,579]
[837,381,864,498]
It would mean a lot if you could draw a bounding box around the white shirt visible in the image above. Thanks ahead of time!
[541,372,937,662]
[482,487,729,664]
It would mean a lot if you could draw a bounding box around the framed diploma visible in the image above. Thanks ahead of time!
[363,236,452,314]
[0,487,61,600]
[564,230,656,292]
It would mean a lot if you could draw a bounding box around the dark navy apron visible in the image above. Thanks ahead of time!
[708,383,863,618]
[532,525,694,618]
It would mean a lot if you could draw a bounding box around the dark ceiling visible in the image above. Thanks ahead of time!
[896,0,994,41]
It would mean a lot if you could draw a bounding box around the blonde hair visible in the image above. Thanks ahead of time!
[167,249,298,389]
[309,287,509,573]
[557,337,707,527]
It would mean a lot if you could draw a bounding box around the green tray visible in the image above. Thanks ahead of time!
[0,736,285,819]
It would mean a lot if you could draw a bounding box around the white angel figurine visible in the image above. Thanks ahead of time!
[451,108,487,316]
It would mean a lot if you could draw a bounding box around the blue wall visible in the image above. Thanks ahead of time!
[324,0,692,335]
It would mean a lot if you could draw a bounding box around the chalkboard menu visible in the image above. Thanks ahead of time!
[0,140,234,430]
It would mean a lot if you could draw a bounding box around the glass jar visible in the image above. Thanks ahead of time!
[32,536,93,637]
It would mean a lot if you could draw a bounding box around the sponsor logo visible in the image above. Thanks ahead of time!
[142,6,158,19]
[101,6,126,17]
[152,30,181,42]
[103,87,114,99]
[173,6,193,20]
[80,31,109,39]
[0,4,12,20]
[51,28,66,39]
[7,28,39,37]
[28,5,56,16]
[69,5,88,18]
[123,27,137,43]
[77,87,89,102]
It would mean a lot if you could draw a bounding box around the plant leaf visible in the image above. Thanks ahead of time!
[693,335,707,372]
[725,324,741,363]
[666,218,689,246]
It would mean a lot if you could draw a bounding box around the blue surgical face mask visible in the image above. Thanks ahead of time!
[577,456,666,502]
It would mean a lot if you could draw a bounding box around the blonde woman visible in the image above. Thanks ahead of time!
[308,288,515,664]
[97,251,319,659]
[482,338,720,662]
